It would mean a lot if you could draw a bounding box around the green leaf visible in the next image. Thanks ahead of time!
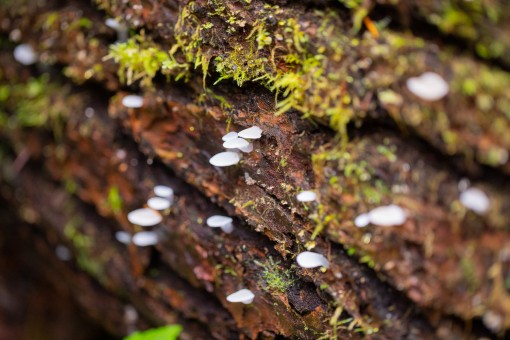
[124,325,182,340]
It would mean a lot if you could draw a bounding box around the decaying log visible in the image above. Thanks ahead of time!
[0,0,509,339]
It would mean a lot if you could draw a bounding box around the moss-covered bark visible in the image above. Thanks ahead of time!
[0,0,509,339]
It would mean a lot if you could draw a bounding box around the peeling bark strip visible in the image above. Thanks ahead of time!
[0,0,509,339]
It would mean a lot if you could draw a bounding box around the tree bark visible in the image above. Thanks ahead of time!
[0,0,509,339]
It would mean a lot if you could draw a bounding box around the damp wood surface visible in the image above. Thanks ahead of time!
[0,0,509,339]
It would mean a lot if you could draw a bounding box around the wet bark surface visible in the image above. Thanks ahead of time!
[0,0,509,339]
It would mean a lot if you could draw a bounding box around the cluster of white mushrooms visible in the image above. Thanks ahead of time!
[115,185,174,247]
[209,126,262,167]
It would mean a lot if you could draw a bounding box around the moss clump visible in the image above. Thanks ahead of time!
[255,256,296,293]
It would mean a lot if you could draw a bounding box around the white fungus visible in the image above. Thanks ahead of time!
[406,72,449,101]
[105,18,128,42]
[221,131,238,142]
[460,187,490,214]
[354,213,370,228]
[115,231,132,244]
[367,204,407,226]
[223,137,250,149]
[132,231,159,246]
[206,215,234,233]
[239,143,254,153]
[13,44,37,65]
[127,208,162,226]
[238,126,262,139]
[209,151,240,167]
[122,95,144,108]
[147,197,171,211]
[296,190,317,202]
[153,185,174,201]
[296,251,329,269]
[55,245,71,261]
[226,289,255,304]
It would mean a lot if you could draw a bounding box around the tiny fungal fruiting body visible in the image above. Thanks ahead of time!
[226,289,255,304]
[55,245,71,261]
[154,185,174,200]
[406,72,449,101]
[239,143,253,153]
[238,126,262,139]
[127,208,162,226]
[115,231,132,244]
[13,44,37,65]
[296,251,329,269]
[147,197,171,211]
[209,151,241,167]
[460,187,490,214]
[223,137,250,149]
[105,18,128,42]
[122,95,144,108]
[132,231,159,246]
[222,131,238,141]
[366,204,407,227]
[354,213,370,228]
[206,215,234,233]
[296,190,317,202]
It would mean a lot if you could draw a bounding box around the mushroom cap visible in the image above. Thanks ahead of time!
[296,190,317,202]
[406,72,449,101]
[368,204,406,226]
[460,187,490,214]
[13,44,37,65]
[206,215,233,227]
[354,213,370,228]
[209,151,240,167]
[127,208,162,226]
[226,289,255,304]
[105,18,124,30]
[154,185,174,199]
[223,137,249,149]
[239,143,254,153]
[296,251,329,269]
[55,245,71,261]
[122,95,144,108]
[115,231,132,244]
[222,131,238,142]
[147,197,171,211]
[132,231,159,246]
[238,126,262,139]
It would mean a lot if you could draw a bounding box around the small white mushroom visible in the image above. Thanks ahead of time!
[55,245,71,261]
[222,131,238,142]
[460,187,490,214]
[239,143,254,153]
[238,126,262,139]
[368,204,407,226]
[354,213,370,228]
[105,18,129,42]
[115,231,131,244]
[296,190,317,202]
[296,251,329,269]
[226,289,255,304]
[209,151,240,167]
[223,137,249,149]
[132,231,159,246]
[13,44,37,65]
[127,208,162,226]
[406,72,449,101]
[153,185,174,201]
[482,311,503,333]
[122,95,144,108]
[147,197,171,211]
[206,215,234,233]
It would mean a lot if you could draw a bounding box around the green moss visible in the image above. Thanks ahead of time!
[255,256,296,293]
[0,74,71,141]
[106,186,123,214]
